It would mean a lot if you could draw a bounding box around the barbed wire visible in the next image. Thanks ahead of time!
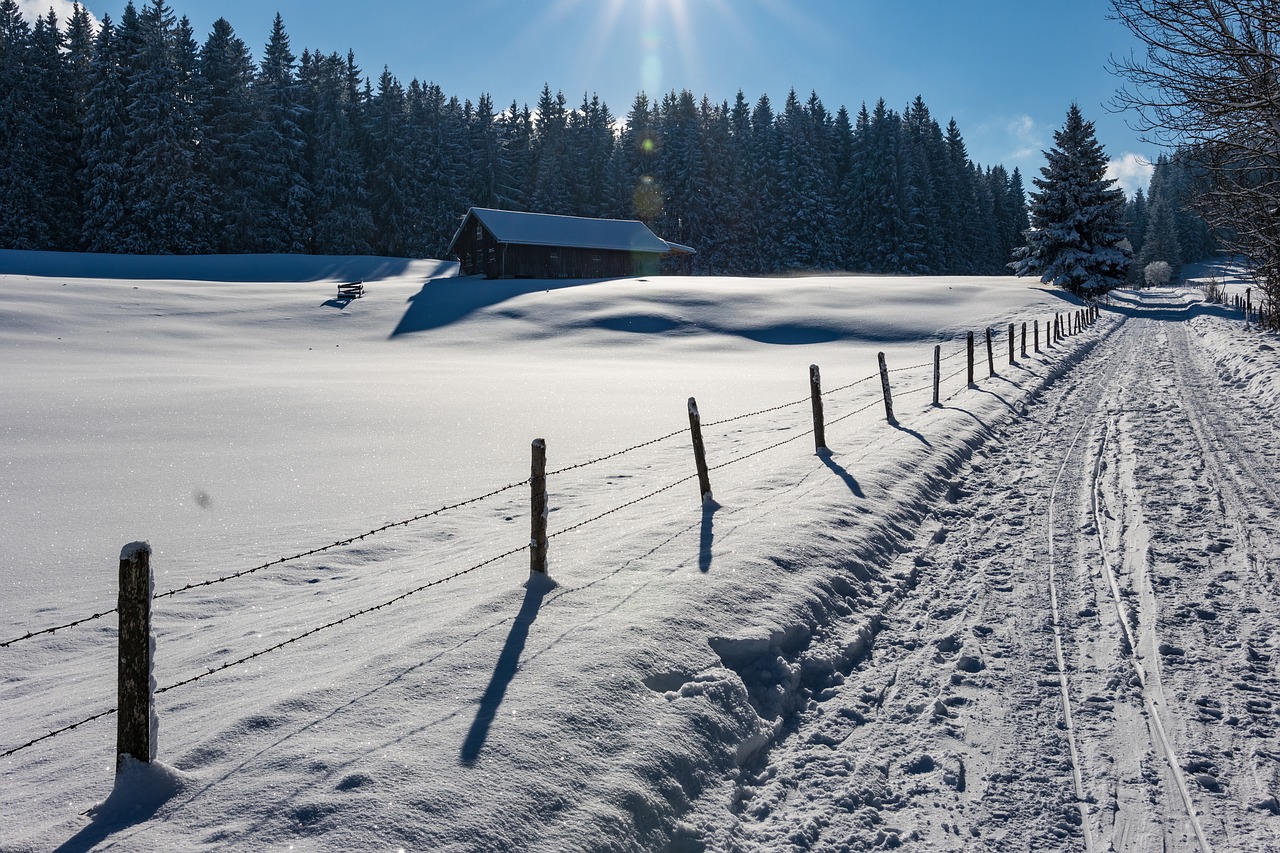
[155,542,530,696]
[2,707,116,759]
[826,396,884,427]
[1,608,118,649]
[2,478,530,650]
[154,478,529,601]
[2,542,530,758]
[2,324,1070,757]
[545,427,686,477]
[704,394,811,428]
[825,372,879,395]
[548,473,700,539]
[710,423,815,471]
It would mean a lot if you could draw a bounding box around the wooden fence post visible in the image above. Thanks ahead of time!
[1034,319,1040,352]
[985,327,995,377]
[967,332,975,385]
[877,352,896,424]
[688,398,712,503]
[1008,322,1015,364]
[810,364,826,451]
[932,344,941,407]
[1021,322,1027,359]
[530,439,548,574]
[117,541,153,772]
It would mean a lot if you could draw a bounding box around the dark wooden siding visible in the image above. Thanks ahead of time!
[452,213,661,279]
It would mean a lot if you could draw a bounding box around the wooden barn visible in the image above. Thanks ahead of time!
[447,208,692,279]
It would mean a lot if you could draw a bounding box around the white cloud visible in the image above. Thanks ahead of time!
[16,0,98,30]
[1005,115,1042,160]
[1106,152,1154,197]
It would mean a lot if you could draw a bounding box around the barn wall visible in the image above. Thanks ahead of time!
[501,245,659,279]
[450,213,664,278]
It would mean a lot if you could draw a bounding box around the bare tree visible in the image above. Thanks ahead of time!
[1110,0,1280,327]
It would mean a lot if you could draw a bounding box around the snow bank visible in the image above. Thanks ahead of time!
[0,252,1106,851]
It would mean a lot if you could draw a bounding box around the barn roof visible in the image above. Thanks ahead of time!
[454,208,674,255]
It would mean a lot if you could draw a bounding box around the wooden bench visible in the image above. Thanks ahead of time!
[337,280,364,299]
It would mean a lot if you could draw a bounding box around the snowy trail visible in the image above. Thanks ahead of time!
[684,291,1280,852]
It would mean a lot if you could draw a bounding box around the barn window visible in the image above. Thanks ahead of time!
[591,254,601,263]
[475,225,482,242]
[549,251,560,261]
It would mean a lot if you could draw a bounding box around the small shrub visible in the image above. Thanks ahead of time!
[1145,260,1172,287]
[1202,274,1225,303]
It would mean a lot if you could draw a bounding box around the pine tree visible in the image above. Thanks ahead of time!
[80,14,129,251]
[250,13,309,253]
[0,0,51,248]
[120,0,210,253]
[366,66,411,255]
[1011,104,1130,294]
[301,50,372,254]
[196,18,256,252]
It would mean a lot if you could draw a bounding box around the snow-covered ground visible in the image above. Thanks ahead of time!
[1,252,1276,851]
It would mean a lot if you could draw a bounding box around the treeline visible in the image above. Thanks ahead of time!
[0,0,1029,274]
[1123,152,1217,282]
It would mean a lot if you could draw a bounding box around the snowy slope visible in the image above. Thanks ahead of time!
[1,253,1274,851]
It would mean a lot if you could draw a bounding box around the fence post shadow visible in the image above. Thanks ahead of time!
[817,448,865,498]
[699,499,721,573]
[459,574,556,766]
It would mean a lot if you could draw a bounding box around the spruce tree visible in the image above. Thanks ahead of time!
[1011,104,1130,294]
[80,14,129,251]
[250,13,309,253]
[197,18,256,252]
[0,0,51,248]
[121,0,209,253]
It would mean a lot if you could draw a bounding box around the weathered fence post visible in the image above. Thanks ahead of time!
[877,352,896,424]
[688,397,712,503]
[985,327,995,377]
[810,364,826,451]
[967,332,975,385]
[932,344,941,407]
[1034,319,1040,352]
[530,439,548,574]
[117,541,154,772]
[1008,322,1015,364]
[1021,322,1027,359]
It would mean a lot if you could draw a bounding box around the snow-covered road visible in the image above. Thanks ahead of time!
[686,290,1280,852]
[4,263,1277,852]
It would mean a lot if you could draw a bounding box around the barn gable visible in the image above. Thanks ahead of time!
[446,208,689,279]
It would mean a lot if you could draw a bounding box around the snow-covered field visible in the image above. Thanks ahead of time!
[1,252,1276,851]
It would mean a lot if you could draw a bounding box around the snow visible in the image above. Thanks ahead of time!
[452,208,672,254]
[1,252,1277,851]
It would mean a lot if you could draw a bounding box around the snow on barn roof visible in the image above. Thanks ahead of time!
[456,208,677,255]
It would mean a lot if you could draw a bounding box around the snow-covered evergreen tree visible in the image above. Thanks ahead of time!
[120,0,210,253]
[366,66,411,255]
[249,13,309,253]
[0,0,52,249]
[79,14,130,251]
[197,18,256,252]
[1011,104,1130,294]
[301,50,372,254]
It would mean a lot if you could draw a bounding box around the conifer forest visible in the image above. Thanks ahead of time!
[0,0,1042,275]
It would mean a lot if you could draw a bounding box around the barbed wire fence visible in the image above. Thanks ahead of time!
[1,305,1103,765]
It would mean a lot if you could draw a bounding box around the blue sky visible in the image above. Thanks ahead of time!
[31,0,1155,195]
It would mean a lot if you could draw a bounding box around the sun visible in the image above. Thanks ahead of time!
[532,0,739,102]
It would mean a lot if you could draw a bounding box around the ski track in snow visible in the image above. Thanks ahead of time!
[3,264,1279,851]
[681,290,1280,852]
